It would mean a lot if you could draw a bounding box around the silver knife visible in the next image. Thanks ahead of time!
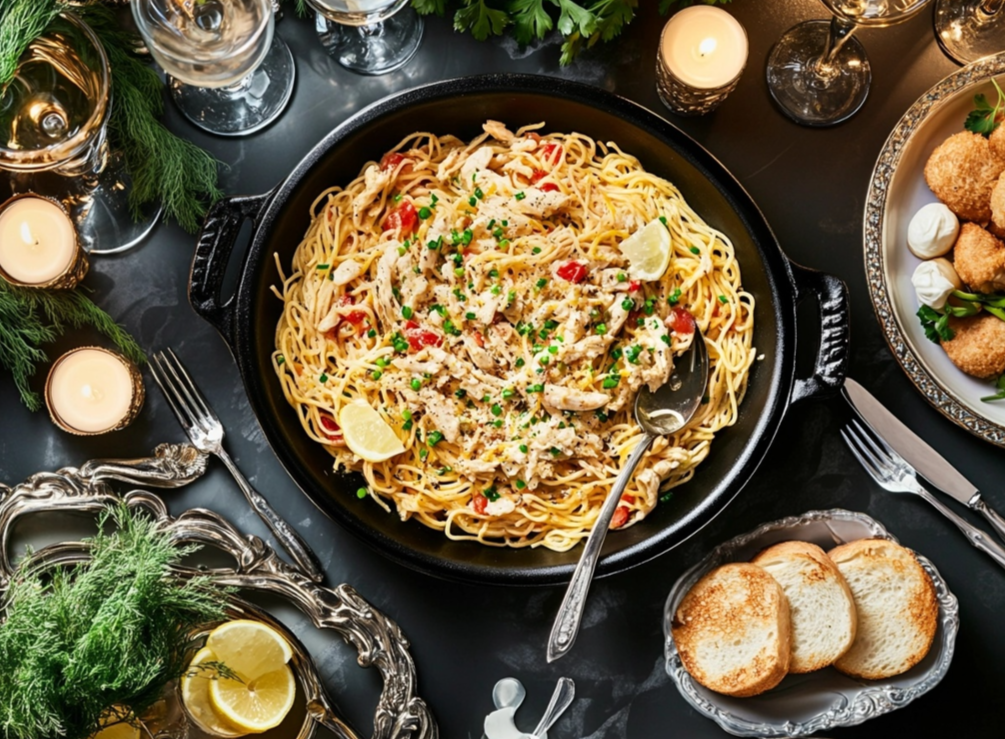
[843,377,1005,543]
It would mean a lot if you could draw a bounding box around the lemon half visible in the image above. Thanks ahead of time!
[339,401,406,462]
[209,665,296,734]
[618,218,672,281]
[91,721,140,739]
[181,647,245,738]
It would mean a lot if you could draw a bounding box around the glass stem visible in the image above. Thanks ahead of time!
[978,0,1005,17]
[813,16,859,78]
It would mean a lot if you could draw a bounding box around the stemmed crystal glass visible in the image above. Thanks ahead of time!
[934,0,1005,65]
[132,0,295,136]
[309,0,423,75]
[0,13,160,254]
[767,0,934,127]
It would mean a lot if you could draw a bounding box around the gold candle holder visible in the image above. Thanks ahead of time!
[656,6,748,117]
[0,194,88,289]
[45,346,145,436]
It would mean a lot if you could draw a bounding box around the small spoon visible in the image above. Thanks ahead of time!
[529,677,575,739]
[546,326,709,663]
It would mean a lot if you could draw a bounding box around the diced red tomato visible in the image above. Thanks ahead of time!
[670,306,696,335]
[628,280,641,293]
[383,200,418,234]
[404,320,443,352]
[611,506,630,529]
[531,169,548,183]
[380,152,405,172]
[539,182,559,192]
[556,261,588,284]
[473,330,485,348]
[319,414,345,445]
[473,494,488,515]
[541,142,563,165]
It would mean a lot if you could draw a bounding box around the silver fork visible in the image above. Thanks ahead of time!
[150,349,324,582]
[842,419,1005,571]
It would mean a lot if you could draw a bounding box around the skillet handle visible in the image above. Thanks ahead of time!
[189,192,272,346]
[789,262,851,404]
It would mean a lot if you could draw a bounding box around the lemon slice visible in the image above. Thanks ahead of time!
[181,647,245,738]
[339,401,406,462]
[91,721,141,739]
[206,620,294,681]
[209,665,296,734]
[617,218,672,281]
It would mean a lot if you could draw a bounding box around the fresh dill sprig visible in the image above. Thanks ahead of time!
[0,505,230,739]
[0,0,223,232]
[0,279,145,411]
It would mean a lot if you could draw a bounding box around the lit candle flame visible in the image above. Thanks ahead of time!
[19,221,36,246]
[698,36,718,57]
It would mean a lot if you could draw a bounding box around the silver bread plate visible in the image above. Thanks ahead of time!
[663,509,959,737]
[0,443,438,739]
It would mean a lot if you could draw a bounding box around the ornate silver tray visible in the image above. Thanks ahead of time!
[663,509,959,737]
[0,443,437,739]
[864,52,1005,447]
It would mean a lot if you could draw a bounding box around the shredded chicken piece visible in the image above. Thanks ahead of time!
[330,259,362,286]
[543,385,609,413]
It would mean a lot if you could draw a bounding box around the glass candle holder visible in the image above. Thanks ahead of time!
[45,346,144,436]
[656,6,748,116]
[0,13,160,254]
[0,194,88,289]
[309,0,423,75]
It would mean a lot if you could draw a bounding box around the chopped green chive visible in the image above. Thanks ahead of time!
[428,430,444,446]
[602,375,619,389]
[393,193,403,203]
[668,288,682,305]
[316,263,330,270]
[376,358,389,368]
[515,357,526,367]
[397,246,407,256]
[418,207,432,219]
[454,267,465,277]
[491,284,502,295]
[532,247,542,254]
[536,278,548,289]
[465,312,477,321]
[402,408,412,421]
[515,479,526,489]
[527,383,544,393]
[489,269,500,278]
[718,294,729,304]
[367,329,377,338]
[621,298,634,311]
[462,228,474,245]
[549,447,561,457]
[401,306,413,319]
[474,186,484,200]
[659,215,668,227]
[502,388,515,400]
[419,448,429,460]
[455,388,467,399]
[515,191,526,201]
[539,356,549,366]
[491,404,502,417]
[277,355,285,366]
[595,323,608,335]
[319,373,328,383]
[371,370,383,380]
[483,485,500,501]
[627,345,642,364]
[519,444,528,453]
[548,345,558,355]
[617,272,627,282]
[689,246,700,255]
[468,196,477,207]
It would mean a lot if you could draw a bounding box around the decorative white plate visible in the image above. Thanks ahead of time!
[663,509,959,737]
[865,53,1005,446]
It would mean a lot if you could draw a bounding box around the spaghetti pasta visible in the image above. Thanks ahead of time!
[271,121,755,552]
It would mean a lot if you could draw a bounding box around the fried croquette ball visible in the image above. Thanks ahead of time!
[991,171,1005,237]
[953,222,1005,293]
[942,314,1005,379]
[924,131,1005,223]
[990,124,1005,161]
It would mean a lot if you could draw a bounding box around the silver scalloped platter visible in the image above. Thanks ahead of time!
[663,509,959,737]
[864,53,1005,447]
[0,443,437,739]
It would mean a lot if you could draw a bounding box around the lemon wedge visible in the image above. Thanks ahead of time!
[181,647,245,738]
[205,620,293,682]
[209,665,296,734]
[617,218,672,281]
[91,721,141,739]
[339,401,406,462]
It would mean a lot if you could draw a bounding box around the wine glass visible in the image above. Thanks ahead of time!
[0,13,160,255]
[132,0,295,137]
[934,0,1005,65]
[309,0,423,75]
[766,0,934,127]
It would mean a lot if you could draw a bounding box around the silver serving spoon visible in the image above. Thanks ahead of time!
[547,326,709,663]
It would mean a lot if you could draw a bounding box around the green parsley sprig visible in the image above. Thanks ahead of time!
[965,79,1005,137]
[982,373,1005,403]
[411,0,735,65]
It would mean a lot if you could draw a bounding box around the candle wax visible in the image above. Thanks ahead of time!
[49,349,134,433]
[0,197,76,284]
[661,6,748,89]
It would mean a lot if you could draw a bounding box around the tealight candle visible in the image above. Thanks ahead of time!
[45,347,144,435]
[656,6,749,116]
[0,195,87,289]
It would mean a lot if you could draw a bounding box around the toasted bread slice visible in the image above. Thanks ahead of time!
[672,562,791,697]
[751,540,857,673]
[828,538,938,680]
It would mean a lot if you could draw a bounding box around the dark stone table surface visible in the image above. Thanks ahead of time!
[2,2,1004,737]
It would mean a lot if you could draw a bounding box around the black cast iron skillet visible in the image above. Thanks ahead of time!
[189,74,850,586]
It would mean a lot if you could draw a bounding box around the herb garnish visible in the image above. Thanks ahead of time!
[965,79,1005,136]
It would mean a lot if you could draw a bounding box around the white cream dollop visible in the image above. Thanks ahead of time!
[908,203,960,259]
[912,258,962,310]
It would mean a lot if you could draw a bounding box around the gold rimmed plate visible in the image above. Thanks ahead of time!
[865,53,1005,447]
